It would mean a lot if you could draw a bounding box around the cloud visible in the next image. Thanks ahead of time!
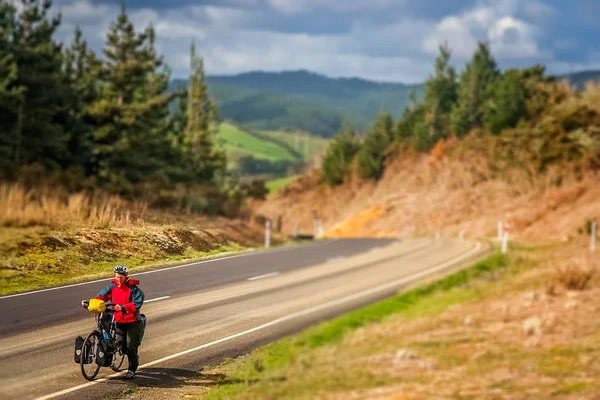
[422,0,550,63]
[267,0,404,15]
[45,0,600,83]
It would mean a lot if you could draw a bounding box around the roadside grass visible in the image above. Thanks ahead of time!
[0,243,246,295]
[194,242,600,399]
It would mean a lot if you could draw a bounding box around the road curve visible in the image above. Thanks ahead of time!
[0,237,488,400]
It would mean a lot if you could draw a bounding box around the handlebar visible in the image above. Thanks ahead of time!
[81,300,119,312]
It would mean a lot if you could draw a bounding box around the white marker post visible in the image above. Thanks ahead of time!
[265,220,271,248]
[459,229,465,240]
[318,220,324,239]
[498,221,503,241]
[501,224,509,253]
[591,221,597,253]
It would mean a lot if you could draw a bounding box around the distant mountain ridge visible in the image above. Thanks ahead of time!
[171,69,600,137]
[556,69,600,89]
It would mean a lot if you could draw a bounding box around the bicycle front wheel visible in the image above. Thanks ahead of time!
[80,331,101,381]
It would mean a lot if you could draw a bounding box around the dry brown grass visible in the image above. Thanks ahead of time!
[0,183,148,228]
[554,256,598,291]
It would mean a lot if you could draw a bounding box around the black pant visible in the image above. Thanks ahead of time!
[116,320,144,372]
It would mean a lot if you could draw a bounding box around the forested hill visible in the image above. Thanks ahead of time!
[171,69,600,137]
[171,70,424,137]
[557,69,600,89]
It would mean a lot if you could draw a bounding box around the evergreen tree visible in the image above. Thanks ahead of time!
[0,1,24,174]
[421,43,457,146]
[357,113,394,180]
[64,25,102,174]
[372,112,394,142]
[450,42,500,136]
[0,0,72,172]
[484,69,527,134]
[88,5,173,192]
[184,42,226,184]
[321,122,360,186]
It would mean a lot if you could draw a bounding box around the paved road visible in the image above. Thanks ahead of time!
[0,238,394,336]
[0,237,487,400]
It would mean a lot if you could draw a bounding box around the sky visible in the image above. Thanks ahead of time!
[43,0,600,83]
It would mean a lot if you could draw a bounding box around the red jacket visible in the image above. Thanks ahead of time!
[95,278,145,323]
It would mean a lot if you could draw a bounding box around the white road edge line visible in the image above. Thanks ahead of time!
[327,256,345,263]
[0,239,342,300]
[35,241,481,400]
[248,272,280,281]
[145,296,170,303]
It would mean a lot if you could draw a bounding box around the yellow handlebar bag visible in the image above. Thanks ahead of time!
[87,298,106,313]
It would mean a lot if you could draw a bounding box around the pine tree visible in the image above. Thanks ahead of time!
[0,2,24,174]
[1,0,72,173]
[372,112,394,142]
[64,25,102,174]
[88,5,173,192]
[451,42,500,136]
[484,68,527,134]
[357,113,394,180]
[422,43,457,146]
[322,122,360,186]
[184,42,226,184]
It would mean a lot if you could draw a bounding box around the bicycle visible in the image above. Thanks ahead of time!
[79,300,126,381]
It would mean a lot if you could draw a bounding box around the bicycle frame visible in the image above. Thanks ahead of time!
[80,301,126,380]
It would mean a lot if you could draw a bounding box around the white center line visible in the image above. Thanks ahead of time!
[145,296,170,303]
[248,272,280,281]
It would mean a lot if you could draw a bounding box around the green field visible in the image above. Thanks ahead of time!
[265,175,298,194]
[215,122,331,175]
[258,129,330,161]
[216,122,298,162]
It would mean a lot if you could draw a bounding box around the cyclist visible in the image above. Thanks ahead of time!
[83,265,146,380]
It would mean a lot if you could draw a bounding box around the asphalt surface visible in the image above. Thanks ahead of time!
[0,237,488,400]
[0,238,394,336]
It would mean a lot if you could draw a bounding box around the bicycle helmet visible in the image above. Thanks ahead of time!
[113,265,128,275]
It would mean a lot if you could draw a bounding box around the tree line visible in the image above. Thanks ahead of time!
[322,42,600,186]
[0,0,261,214]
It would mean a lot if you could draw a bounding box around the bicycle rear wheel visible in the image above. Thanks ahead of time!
[80,331,101,381]
[111,348,126,372]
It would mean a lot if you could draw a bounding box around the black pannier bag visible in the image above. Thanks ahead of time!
[95,338,114,367]
[74,336,85,363]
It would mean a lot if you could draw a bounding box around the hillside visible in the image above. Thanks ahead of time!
[171,69,600,137]
[251,77,600,243]
[171,70,424,136]
[254,152,599,243]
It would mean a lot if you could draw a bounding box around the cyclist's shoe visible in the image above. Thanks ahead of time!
[124,371,135,380]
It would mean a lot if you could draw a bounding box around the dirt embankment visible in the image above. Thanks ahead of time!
[253,152,599,244]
